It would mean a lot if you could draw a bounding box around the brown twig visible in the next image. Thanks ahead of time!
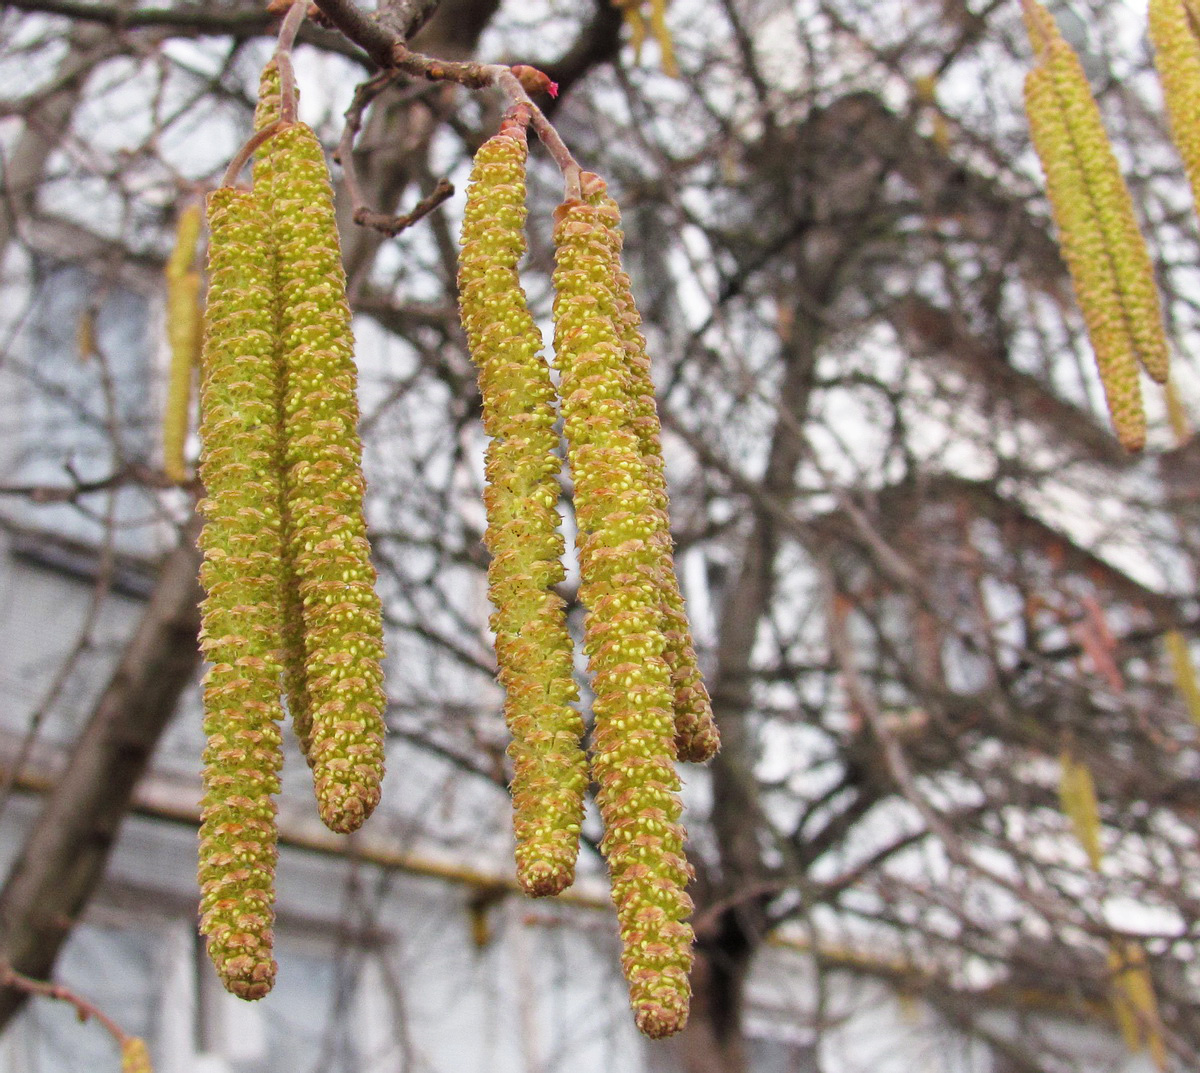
[334,68,456,235]
[352,178,454,236]
[313,0,580,198]
[0,963,132,1045]
[274,0,308,123]
[0,463,181,503]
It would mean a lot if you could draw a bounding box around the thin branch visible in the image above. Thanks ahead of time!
[0,0,366,61]
[0,963,131,1045]
[353,178,453,236]
[220,118,286,188]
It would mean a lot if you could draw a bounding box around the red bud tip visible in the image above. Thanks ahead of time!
[512,64,558,98]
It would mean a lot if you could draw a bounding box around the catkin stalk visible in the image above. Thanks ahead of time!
[459,126,588,897]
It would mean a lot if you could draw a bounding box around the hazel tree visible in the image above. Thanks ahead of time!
[0,1,1199,1071]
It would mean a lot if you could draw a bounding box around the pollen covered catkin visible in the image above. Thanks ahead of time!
[1023,0,1170,449]
[253,61,311,763]
[196,188,286,1000]
[553,197,694,1039]
[253,120,387,835]
[163,202,204,483]
[1150,0,1200,219]
[581,174,717,765]
[459,127,587,897]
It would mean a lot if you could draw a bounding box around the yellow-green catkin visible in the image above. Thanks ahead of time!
[1165,629,1200,724]
[553,196,694,1039]
[253,118,387,835]
[582,174,718,765]
[458,126,587,897]
[163,202,204,483]
[253,62,311,764]
[1023,0,1171,449]
[1058,749,1103,870]
[196,188,286,1000]
[120,1037,153,1073]
[1150,0,1200,218]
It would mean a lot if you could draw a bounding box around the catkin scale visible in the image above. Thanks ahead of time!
[196,188,286,1000]
[1022,0,1170,449]
[253,120,387,835]
[553,197,694,1039]
[581,175,718,765]
[459,129,588,897]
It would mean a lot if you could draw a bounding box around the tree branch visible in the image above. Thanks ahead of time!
[0,524,202,1030]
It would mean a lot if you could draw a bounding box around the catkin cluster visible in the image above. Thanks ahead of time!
[1021,0,1171,451]
[458,127,716,1038]
[196,62,386,1000]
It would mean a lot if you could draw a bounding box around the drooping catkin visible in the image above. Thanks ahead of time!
[120,1038,153,1073]
[553,196,694,1039]
[253,120,387,835]
[1165,628,1200,724]
[581,174,718,765]
[1108,940,1169,1070]
[458,127,588,897]
[1150,0,1200,218]
[163,202,204,483]
[253,62,311,764]
[1022,0,1170,449]
[1057,749,1103,870]
[196,188,286,1000]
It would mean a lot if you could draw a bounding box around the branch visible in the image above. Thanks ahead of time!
[353,178,453,236]
[0,0,365,61]
[0,964,130,1045]
[0,523,202,1031]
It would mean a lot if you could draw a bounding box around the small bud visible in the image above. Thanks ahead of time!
[510,64,558,98]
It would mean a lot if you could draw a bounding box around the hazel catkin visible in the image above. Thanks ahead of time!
[459,125,588,897]
[252,119,387,835]
[252,61,312,767]
[553,195,695,1039]
[1022,0,1170,449]
[1150,0,1200,221]
[196,187,286,1000]
[162,202,204,483]
[581,174,718,765]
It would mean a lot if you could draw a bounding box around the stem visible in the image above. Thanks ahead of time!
[352,178,454,236]
[0,964,131,1045]
[221,119,287,188]
[275,0,307,123]
[492,67,581,198]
